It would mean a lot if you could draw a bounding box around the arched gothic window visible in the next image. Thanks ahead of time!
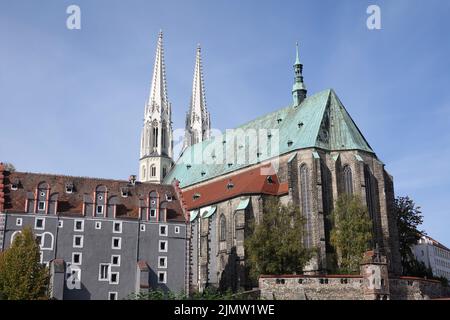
[343,165,353,194]
[152,122,159,149]
[219,215,227,242]
[364,165,377,238]
[300,164,313,248]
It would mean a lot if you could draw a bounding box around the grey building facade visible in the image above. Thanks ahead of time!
[0,168,188,300]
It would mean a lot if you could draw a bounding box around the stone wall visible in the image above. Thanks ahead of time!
[259,275,364,300]
[259,275,450,300]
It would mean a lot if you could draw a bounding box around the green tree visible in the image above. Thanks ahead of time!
[0,227,49,300]
[245,197,314,280]
[394,196,426,276]
[330,194,373,274]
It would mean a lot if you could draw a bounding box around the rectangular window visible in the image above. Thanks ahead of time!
[108,292,118,300]
[112,237,121,250]
[72,252,82,265]
[38,201,46,211]
[158,256,167,269]
[159,225,167,236]
[113,222,122,233]
[58,220,63,228]
[140,224,146,232]
[74,220,84,232]
[16,218,22,226]
[111,255,121,267]
[99,263,110,281]
[158,271,167,284]
[95,221,102,230]
[150,209,156,218]
[96,205,104,215]
[73,235,84,248]
[110,272,119,285]
[159,240,168,252]
[175,226,180,234]
[35,218,45,230]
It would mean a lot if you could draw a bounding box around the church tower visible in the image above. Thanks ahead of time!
[182,45,211,152]
[139,31,173,183]
[292,42,307,106]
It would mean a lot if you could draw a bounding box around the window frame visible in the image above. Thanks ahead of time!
[73,235,84,248]
[72,252,82,265]
[35,217,45,230]
[74,219,84,232]
[98,263,110,281]
[112,237,122,250]
[159,240,168,253]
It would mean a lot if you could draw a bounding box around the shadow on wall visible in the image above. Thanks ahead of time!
[218,246,248,292]
[63,281,91,300]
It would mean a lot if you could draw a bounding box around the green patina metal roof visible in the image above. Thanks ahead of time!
[236,198,250,211]
[164,89,374,188]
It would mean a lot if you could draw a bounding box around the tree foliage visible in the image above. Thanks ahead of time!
[244,197,314,280]
[394,196,426,275]
[0,227,49,300]
[330,194,373,274]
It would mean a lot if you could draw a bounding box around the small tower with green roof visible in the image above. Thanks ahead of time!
[292,42,307,106]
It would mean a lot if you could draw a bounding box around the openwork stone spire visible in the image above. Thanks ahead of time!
[182,44,211,152]
[140,31,173,183]
[147,30,169,114]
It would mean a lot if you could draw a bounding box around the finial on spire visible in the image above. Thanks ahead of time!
[295,42,301,65]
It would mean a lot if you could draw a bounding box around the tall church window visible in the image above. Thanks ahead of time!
[153,126,159,148]
[364,165,377,238]
[343,165,353,194]
[142,166,146,180]
[151,166,156,177]
[162,127,167,149]
[219,215,226,242]
[300,164,313,248]
[162,167,167,178]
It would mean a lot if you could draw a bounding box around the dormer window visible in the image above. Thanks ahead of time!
[277,118,282,124]
[193,193,201,200]
[120,187,129,198]
[201,171,206,176]
[10,179,19,191]
[287,140,293,147]
[165,194,173,202]
[226,181,234,190]
[227,163,233,168]
[65,182,74,194]
[267,176,275,184]
[128,175,137,186]
[298,122,304,128]
[186,164,192,169]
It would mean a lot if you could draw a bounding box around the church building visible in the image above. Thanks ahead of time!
[0,32,404,299]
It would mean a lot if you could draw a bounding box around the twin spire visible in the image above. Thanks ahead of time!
[183,44,211,152]
[140,32,306,182]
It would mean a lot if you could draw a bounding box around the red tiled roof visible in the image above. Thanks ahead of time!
[0,166,185,222]
[182,164,289,209]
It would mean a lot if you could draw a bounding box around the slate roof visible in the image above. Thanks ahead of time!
[0,168,185,221]
[164,89,374,188]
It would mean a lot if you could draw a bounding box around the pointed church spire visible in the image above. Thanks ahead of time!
[182,44,211,152]
[140,31,174,184]
[292,42,307,106]
[147,30,168,114]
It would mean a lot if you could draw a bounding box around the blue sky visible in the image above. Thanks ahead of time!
[1,0,449,245]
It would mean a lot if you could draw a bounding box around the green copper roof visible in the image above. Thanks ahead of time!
[164,89,374,188]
